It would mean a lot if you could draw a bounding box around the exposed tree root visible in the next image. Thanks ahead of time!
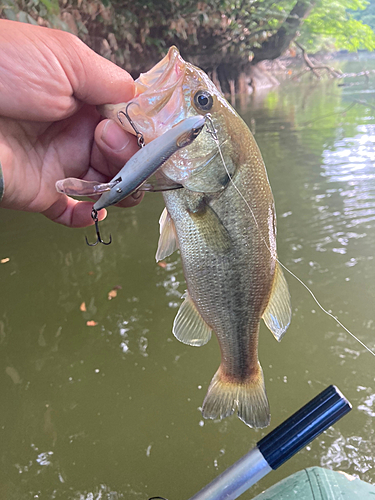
[294,41,342,78]
[294,41,375,84]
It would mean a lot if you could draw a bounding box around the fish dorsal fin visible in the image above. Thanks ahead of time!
[155,208,179,262]
[173,292,212,347]
[262,262,291,342]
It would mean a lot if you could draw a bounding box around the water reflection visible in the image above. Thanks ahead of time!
[358,387,375,418]
[72,485,144,500]
[321,127,375,231]
[321,423,375,479]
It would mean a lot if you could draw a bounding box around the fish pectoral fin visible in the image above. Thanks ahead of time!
[202,363,270,429]
[173,292,212,347]
[189,204,232,252]
[156,208,179,262]
[262,262,292,342]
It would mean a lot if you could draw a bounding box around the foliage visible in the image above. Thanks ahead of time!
[1,0,375,77]
[92,0,304,71]
[0,0,70,31]
[352,0,375,31]
[300,0,375,52]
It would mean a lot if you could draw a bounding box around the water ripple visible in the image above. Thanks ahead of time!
[357,386,375,418]
[308,126,375,253]
[320,426,375,477]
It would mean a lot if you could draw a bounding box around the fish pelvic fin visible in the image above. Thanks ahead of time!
[173,292,212,346]
[202,363,270,428]
[156,207,179,262]
[262,262,291,342]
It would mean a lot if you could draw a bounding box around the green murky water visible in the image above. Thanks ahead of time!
[1,58,375,499]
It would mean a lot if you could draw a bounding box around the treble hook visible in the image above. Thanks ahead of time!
[118,103,145,148]
[85,208,112,246]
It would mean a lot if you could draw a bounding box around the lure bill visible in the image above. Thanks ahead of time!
[55,178,117,197]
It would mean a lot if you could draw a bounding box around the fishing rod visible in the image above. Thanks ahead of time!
[150,385,351,500]
[188,385,350,500]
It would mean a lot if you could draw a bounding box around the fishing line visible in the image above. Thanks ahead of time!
[204,114,375,358]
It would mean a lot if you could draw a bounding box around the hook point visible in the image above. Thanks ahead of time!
[85,209,112,246]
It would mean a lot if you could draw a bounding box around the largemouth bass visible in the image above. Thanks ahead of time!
[100,47,292,428]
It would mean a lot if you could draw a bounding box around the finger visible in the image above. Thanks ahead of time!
[115,189,144,208]
[93,119,139,174]
[0,21,134,121]
[92,119,145,207]
[42,196,107,228]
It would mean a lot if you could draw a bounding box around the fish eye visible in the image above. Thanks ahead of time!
[193,90,214,111]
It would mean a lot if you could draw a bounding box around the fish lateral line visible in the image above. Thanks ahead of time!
[206,117,375,359]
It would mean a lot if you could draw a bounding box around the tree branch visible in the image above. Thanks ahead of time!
[252,0,316,64]
[295,41,342,79]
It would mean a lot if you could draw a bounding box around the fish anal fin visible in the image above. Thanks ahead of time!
[262,262,291,342]
[202,363,270,428]
[173,292,212,347]
[156,207,179,262]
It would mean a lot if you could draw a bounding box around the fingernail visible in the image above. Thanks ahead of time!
[101,121,130,151]
[97,208,108,221]
[132,190,142,200]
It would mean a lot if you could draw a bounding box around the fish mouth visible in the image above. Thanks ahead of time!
[135,46,185,115]
[98,47,227,191]
[112,47,188,140]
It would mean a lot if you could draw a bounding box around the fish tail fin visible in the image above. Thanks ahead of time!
[202,363,270,428]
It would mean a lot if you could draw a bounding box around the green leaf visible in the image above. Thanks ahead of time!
[38,0,60,15]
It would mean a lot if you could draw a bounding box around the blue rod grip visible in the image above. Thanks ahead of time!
[257,385,351,470]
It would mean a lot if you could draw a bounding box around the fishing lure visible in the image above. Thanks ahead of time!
[56,114,206,245]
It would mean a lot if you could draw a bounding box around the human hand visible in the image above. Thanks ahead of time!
[0,19,142,227]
